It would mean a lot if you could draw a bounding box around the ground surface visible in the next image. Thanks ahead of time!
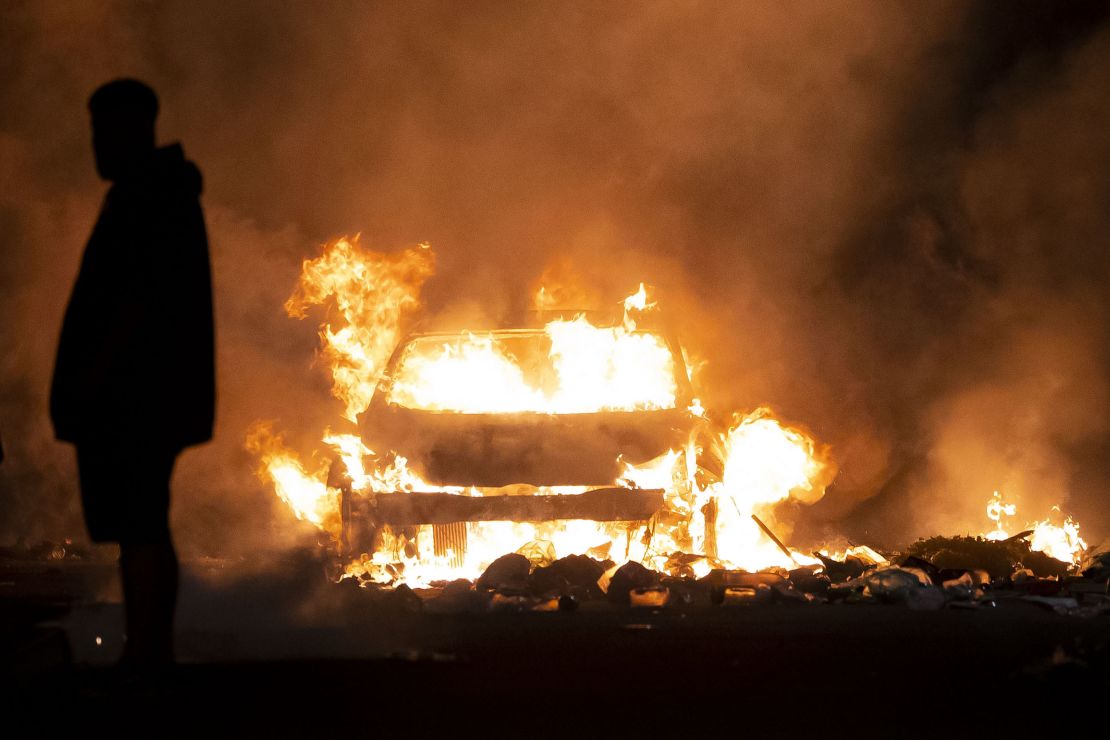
[2,553,1107,736]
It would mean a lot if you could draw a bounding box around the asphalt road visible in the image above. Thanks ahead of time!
[2,555,1107,737]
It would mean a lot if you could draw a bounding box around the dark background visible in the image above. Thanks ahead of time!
[1,0,1108,557]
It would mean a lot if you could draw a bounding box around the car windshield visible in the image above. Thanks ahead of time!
[388,323,679,414]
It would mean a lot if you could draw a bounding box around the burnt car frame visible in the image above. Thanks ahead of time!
[338,316,705,561]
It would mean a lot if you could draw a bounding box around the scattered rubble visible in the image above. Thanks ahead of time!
[906,535,1071,579]
[530,554,610,600]
[604,561,660,606]
[474,553,530,592]
[0,540,105,562]
[346,534,1110,618]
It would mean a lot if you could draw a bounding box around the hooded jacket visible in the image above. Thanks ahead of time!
[51,143,215,449]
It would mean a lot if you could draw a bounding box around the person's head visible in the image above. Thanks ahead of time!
[88,79,159,181]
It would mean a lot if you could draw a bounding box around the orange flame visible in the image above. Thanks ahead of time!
[981,490,1087,565]
[245,421,340,534]
[390,290,676,414]
[708,410,834,570]
[285,236,434,421]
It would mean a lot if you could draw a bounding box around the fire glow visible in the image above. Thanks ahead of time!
[246,237,834,585]
[247,236,1082,589]
[982,490,1087,565]
[389,316,677,415]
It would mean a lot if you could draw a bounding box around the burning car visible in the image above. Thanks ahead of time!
[340,309,707,566]
[249,237,842,587]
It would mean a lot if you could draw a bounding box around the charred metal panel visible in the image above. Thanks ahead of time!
[352,487,664,526]
[360,405,695,486]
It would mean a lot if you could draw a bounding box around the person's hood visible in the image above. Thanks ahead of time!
[116,143,203,198]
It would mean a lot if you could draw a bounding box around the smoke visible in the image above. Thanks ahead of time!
[1,1,1107,554]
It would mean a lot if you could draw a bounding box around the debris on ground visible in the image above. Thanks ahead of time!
[475,553,530,592]
[341,535,1109,618]
[905,535,1071,579]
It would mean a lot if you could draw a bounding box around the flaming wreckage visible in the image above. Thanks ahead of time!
[247,237,1104,613]
[345,322,696,564]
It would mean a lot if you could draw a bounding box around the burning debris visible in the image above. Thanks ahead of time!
[337,536,1108,620]
[980,490,1088,565]
[247,236,1104,619]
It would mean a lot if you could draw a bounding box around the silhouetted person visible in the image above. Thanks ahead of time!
[51,79,215,666]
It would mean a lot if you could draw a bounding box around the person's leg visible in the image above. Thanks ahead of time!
[119,538,178,664]
[118,448,178,665]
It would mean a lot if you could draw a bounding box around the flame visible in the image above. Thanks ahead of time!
[1029,507,1088,565]
[285,236,434,422]
[250,236,839,588]
[707,410,833,571]
[984,489,1017,541]
[389,333,547,414]
[345,519,637,587]
[321,431,372,488]
[245,422,340,534]
[980,491,1087,565]
[245,236,436,534]
[389,301,677,414]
